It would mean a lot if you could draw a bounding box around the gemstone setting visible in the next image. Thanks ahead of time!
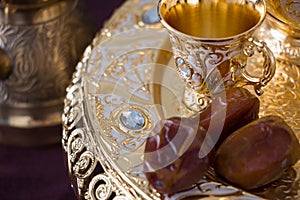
[175,57,192,79]
[120,109,146,130]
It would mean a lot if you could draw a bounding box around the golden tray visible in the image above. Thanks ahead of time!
[62,0,300,199]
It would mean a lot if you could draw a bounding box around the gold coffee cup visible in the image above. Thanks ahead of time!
[257,0,300,64]
[158,0,276,111]
[266,0,300,30]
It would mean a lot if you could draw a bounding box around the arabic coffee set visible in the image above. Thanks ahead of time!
[0,0,299,199]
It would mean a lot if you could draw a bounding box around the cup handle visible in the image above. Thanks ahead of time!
[241,37,276,95]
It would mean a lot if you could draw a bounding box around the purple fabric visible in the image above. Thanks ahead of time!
[0,144,75,200]
[85,0,125,29]
[0,1,125,199]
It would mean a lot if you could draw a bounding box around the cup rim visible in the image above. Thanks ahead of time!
[157,0,267,42]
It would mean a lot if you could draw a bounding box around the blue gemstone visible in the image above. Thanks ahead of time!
[142,7,160,24]
[120,109,145,130]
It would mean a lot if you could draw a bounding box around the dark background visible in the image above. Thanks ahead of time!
[0,1,125,199]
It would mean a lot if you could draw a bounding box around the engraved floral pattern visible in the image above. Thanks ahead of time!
[62,0,300,199]
[0,1,96,104]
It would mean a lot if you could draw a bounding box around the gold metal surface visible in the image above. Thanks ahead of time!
[0,0,97,128]
[255,1,300,65]
[160,0,261,38]
[62,0,300,199]
[67,28,299,199]
[266,0,300,29]
[158,0,276,111]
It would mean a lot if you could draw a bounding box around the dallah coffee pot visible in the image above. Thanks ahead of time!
[0,0,97,146]
[0,0,96,127]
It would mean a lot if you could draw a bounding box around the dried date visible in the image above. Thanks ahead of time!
[143,117,214,194]
[214,115,300,190]
[197,87,260,147]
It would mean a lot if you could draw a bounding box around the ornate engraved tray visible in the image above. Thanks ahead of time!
[62,0,300,199]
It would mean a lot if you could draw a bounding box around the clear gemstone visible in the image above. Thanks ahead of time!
[176,57,191,79]
[120,109,145,130]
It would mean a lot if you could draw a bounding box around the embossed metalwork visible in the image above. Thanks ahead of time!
[158,0,276,112]
[0,0,96,127]
[256,0,300,65]
[256,14,300,65]
[62,38,153,200]
[266,0,300,28]
[88,174,113,200]
[62,0,300,199]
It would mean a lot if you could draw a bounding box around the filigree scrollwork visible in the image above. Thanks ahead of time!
[62,82,83,150]
[67,128,86,163]
[73,151,97,179]
[64,85,83,129]
[66,83,83,108]
[72,45,92,84]
[62,0,300,199]
[88,174,113,200]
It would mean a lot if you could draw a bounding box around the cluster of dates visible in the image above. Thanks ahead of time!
[143,87,300,195]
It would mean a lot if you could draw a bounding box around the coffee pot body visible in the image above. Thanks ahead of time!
[0,0,97,127]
